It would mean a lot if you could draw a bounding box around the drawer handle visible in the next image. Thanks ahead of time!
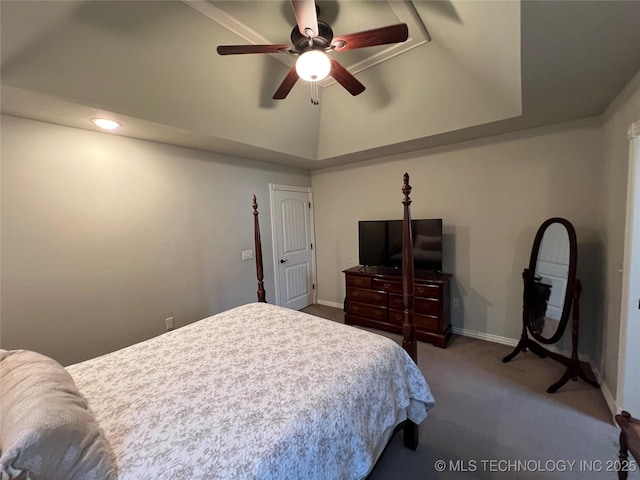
[353,305,359,311]
[355,279,362,284]
[374,310,382,316]
[374,295,382,301]
[417,287,425,294]
[383,282,391,288]
[352,291,360,297]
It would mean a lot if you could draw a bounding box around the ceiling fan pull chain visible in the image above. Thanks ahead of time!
[310,81,320,106]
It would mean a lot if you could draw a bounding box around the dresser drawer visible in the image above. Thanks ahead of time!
[346,302,387,320]
[414,298,440,316]
[372,279,402,293]
[415,314,438,332]
[388,311,439,332]
[415,283,441,298]
[346,275,372,289]
[389,294,404,310]
[389,294,440,315]
[389,309,404,326]
[346,288,386,306]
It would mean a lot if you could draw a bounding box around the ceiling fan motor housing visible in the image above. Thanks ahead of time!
[290,21,334,53]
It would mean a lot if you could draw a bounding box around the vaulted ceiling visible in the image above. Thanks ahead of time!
[2,1,640,169]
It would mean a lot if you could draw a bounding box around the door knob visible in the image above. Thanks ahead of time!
[280,259,288,264]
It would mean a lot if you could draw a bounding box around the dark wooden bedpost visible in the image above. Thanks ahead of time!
[401,173,419,451]
[401,173,417,362]
[252,195,266,303]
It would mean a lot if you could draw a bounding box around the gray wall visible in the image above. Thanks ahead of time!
[0,115,311,366]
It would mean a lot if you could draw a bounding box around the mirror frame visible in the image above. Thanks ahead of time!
[525,217,577,344]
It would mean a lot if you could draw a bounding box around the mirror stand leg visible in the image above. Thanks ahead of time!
[547,282,600,393]
[547,360,600,393]
[503,314,529,363]
[526,340,547,358]
[577,366,600,389]
[503,334,549,363]
[547,367,573,393]
[502,339,525,363]
[503,318,546,362]
[503,324,533,363]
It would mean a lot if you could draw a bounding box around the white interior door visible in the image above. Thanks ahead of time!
[270,185,315,310]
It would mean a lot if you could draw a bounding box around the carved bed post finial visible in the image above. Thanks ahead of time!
[253,195,266,303]
[402,172,412,203]
[401,173,417,363]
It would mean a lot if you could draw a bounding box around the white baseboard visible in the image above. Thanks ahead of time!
[451,327,519,347]
[316,299,343,309]
[589,363,618,422]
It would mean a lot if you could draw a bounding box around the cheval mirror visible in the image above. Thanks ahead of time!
[502,218,600,393]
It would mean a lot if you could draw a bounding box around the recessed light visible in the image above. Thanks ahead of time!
[91,118,121,130]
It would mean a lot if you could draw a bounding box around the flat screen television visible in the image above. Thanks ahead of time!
[358,219,443,272]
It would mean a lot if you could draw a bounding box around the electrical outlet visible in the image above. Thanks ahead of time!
[242,250,254,261]
[165,317,174,331]
[453,298,460,308]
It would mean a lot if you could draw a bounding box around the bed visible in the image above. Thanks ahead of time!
[0,174,434,480]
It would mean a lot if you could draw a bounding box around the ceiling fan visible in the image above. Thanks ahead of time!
[216,0,409,105]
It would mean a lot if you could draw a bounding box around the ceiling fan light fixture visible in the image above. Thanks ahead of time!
[295,50,331,82]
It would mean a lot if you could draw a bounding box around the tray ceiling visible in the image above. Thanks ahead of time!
[1,1,639,170]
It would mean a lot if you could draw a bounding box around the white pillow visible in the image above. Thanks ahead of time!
[0,349,117,480]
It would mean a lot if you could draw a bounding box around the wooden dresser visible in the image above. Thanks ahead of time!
[343,266,452,348]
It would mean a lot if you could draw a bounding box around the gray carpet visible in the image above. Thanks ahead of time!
[301,304,638,479]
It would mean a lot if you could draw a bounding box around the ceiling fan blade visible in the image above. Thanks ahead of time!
[329,60,365,96]
[291,0,319,38]
[273,67,299,100]
[217,44,291,55]
[332,23,408,52]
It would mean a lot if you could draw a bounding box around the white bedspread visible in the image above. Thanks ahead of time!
[67,303,435,480]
